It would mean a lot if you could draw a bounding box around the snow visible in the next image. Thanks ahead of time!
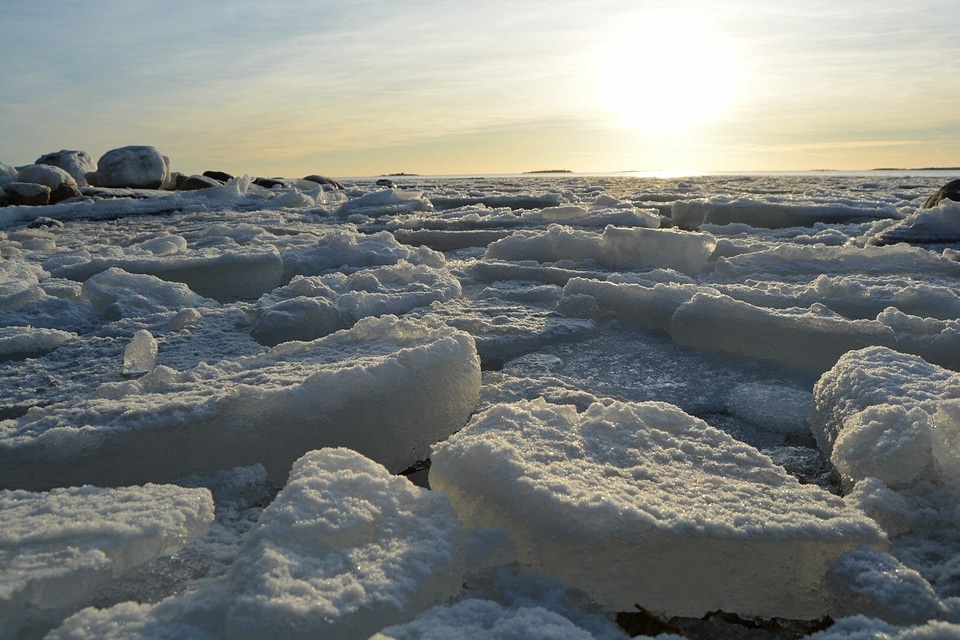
[0,483,213,639]
[430,398,886,619]
[1,167,960,637]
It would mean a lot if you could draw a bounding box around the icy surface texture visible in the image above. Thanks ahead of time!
[812,346,960,489]
[226,448,465,639]
[0,315,481,490]
[430,398,886,619]
[485,224,716,275]
[48,449,468,640]
[671,197,898,230]
[0,483,213,638]
[251,261,461,346]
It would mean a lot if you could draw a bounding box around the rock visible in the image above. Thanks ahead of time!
[85,145,171,189]
[14,164,82,204]
[376,178,396,188]
[34,150,96,187]
[252,177,285,189]
[303,174,344,190]
[177,174,222,191]
[4,182,51,206]
[0,163,19,186]
[203,170,233,182]
[921,179,960,209]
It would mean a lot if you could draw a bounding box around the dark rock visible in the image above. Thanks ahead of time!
[4,182,51,206]
[49,183,83,204]
[178,174,223,191]
[203,170,234,182]
[376,178,395,188]
[303,174,344,190]
[253,177,286,189]
[921,179,960,209]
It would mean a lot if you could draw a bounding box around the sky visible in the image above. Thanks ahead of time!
[2,0,960,177]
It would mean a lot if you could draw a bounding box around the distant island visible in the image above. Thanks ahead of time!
[523,169,573,174]
[871,167,960,171]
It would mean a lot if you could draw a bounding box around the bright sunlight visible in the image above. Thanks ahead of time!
[593,12,743,133]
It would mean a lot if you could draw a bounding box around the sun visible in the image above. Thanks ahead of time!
[593,13,742,133]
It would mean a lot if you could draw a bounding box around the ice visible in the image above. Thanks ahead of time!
[812,346,960,488]
[0,315,481,490]
[51,246,284,302]
[726,382,813,437]
[0,483,213,638]
[672,197,898,230]
[3,172,960,637]
[251,261,461,346]
[123,329,158,375]
[485,224,716,275]
[806,617,960,639]
[0,326,77,361]
[671,292,897,374]
[82,267,216,320]
[225,448,465,639]
[430,398,886,619]
[280,228,444,282]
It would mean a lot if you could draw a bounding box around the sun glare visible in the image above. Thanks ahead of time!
[594,14,742,133]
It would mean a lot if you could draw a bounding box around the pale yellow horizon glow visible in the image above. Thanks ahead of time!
[2,1,959,178]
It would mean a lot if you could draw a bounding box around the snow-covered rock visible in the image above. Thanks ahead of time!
[35,150,97,188]
[85,145,171,189]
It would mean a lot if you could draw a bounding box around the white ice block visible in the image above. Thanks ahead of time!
[0,315,481,490]
[430,398,886,619]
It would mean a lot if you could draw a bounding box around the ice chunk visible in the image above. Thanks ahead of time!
[51,247,284,302]
[281,228,444,282]
[672,197,897,230]
[430,398,886,619]
[251,261,461,346]
[82,267,216,320]
[123,329,158,375]
[560,277,711,332]
[0,483,213,639]
[226,448,465,640]
[0,326,77,362]
[671,292,896,374]
[812,347,960,485]
[826,546,950,625]
[484,225,716,275]
[0,315,481,490]
[805,617,960,639]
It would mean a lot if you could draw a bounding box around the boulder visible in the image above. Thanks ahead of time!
[34,150,96,187]
[85,145,171,189]
[303,174,344,190]
[15,164,82,204]
[252,177,285,189]
[4,182,51,206]
[177,174,222,191]
[0,163,19,186]
[203,170,234,182]
[921,179,960,209]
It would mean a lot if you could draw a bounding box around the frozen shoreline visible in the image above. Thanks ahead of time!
[2,162,960,638]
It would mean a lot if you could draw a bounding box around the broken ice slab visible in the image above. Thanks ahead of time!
[0,483,213,639]
[812,346,960,490]
[225,448,466,640]
[0,315,481,491]
[430,398,887,619]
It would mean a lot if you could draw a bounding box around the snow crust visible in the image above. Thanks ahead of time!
[430,398,886,619]
[1,169,959,637]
